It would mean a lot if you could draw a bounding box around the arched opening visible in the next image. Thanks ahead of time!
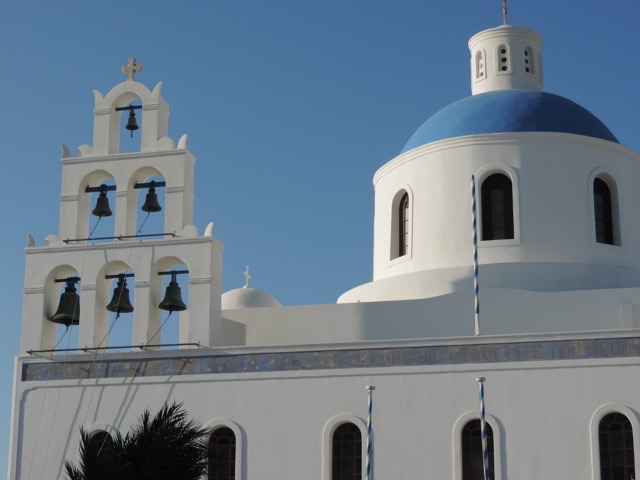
[399,192,409,257]
[593,177,616,245]
[390,188,411,260]
[599,412,635,480]
[152,257,189,348]
[461,419,495,480]
[208,427,236,480]
[94,261,136,351]
[481,173,514,240]
[78,171,116,242]
[116,101,143,154]
[128,168,167,238]
[88,430,115,459]
[46,265,81,351]
[331,422,362,480]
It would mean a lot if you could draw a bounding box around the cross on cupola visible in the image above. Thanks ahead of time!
[243,266,252,288]
[122,57,142,81]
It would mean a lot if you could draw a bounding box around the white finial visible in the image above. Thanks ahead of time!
[243,266,252,288]
[502,0,507,25]
[122,57,142,81]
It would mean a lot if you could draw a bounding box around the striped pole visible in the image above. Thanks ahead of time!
[365,385,375,480]
[476,377,489,480]
[471,175,481,336]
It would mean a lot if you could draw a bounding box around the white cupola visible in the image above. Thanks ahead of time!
[469,25,543,95]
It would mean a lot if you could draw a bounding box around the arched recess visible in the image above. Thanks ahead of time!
[93,81,169,155]
[74,422,120,460]
[475,49,486,81]
[126,166,167,237]
[321,414,367,480]
[475,164,520,246]
[496,44,511,74]
[94,260,135,349]
[590,404,640,480]
[44,264,82,350]
[453,411,503,480]
[523,47,535,75]
[390,185,414,262]
[204,419,244,480]
[107,91,142,155]
[151,256,190,347]
[77,170,116,241]
[588,168,621,247]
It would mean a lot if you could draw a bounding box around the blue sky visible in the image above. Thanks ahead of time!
[1,0,639,476]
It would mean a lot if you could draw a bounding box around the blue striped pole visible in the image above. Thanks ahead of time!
[471,175,481,336]
[365,385,375,480]
[476,377,489,480]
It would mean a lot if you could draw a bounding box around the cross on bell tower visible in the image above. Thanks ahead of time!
[122,57,142,81]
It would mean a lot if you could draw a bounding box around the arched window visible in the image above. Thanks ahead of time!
[209,427,236,480]
[332,422,362,480]
[599,412,635,480]
[594,177,615,245]
[390,189,411,260]
[461,420,495,480]
[399,192,409,257]
[481,174,514,240]
[88,430,114,459]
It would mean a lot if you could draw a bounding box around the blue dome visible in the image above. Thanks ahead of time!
[401,90,618,153]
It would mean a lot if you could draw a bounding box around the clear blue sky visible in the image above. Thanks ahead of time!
[1,0,639,476]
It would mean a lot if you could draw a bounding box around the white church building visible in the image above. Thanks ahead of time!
[8,17,640,480]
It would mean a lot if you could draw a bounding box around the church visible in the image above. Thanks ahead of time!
[8,14,640,480]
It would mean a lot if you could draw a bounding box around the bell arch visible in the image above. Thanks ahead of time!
[92,81,169,155]
[92,261,136,349]
[126,166,167,237]
[60,169,116,242]
[150,256,190,347]
[43,265,82,350]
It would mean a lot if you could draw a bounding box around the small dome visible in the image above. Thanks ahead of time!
[401,90,618,153]
[221,287,282,309]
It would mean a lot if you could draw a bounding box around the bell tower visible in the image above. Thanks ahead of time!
[20,59,223,354]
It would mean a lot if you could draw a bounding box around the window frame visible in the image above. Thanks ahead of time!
[389,186,414,263]
[204,419,243,480]
[590,404,640,480]
[208,426,237,480]
[322,414,367,480]
[453,412,503,480]
[475,165,520,247]
[588,169,622,249]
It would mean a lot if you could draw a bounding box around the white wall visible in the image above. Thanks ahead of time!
[10,335,640,479]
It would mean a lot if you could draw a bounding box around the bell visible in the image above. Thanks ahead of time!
[125,108,139,133]
[159,273,187,312]
[51,280,80,326]
[106,275,134,314]
[141,184,162,213]
[92,187,113,218]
